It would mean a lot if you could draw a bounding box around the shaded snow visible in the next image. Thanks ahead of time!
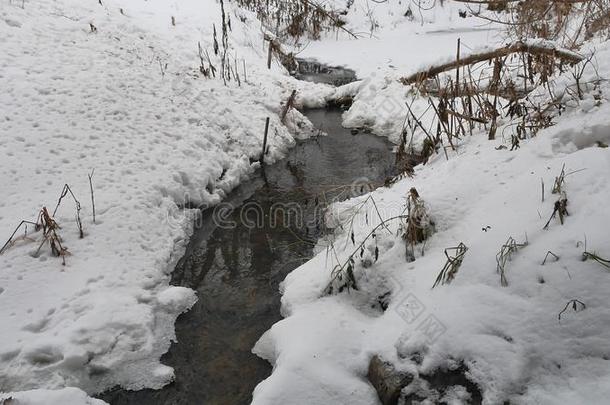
[0,387,107,405]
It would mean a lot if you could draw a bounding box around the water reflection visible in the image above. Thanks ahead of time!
[100,107,396,405]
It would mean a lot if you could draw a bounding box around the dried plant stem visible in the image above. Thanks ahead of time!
[54,184,84,238]
[327,214,409,293]
[432,243,469,288]
[541,251,559,265]
[558,299,586,321]
[496,235,528,286]
[0,220,39,255]
[88,169,96,224]
[582,251,610,269]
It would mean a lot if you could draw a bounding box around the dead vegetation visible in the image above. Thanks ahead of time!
[0,182,93,265]
[432,243,469,288]
[264,1,608,300]
[496,235,528,286]
[582,250,610,269]
[325,208,404,294]
[543,193,569,229]
[400,41,583,86]
[541,250,560,265]
[391,0,607,165]
[398,36,596,159]
[1,207,70,265]
[325,189,434,295]
[558,299,586,321]
[236,0,354,42]
[280,90,298,123]
[185,0,246,88]
[580,237,610,269]
[543,164,586,230]
[54,184,84,239]
[402,188,434,262]
[478,0,610,47]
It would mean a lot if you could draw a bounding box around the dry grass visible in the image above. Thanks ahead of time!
[432,243,469,288]
[0,183,89,265]
[496,235,528,286]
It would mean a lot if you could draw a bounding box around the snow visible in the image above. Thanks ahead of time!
[0,0,308,401]
[251,3,610,405]
[293,1,504,145]
[2,0,610,403]
[294,0,500,78]
[0,387,107,405]
[254,102,610,403]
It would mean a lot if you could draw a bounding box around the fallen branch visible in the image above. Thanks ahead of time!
[446,108,489,124]
[400,41,583,85]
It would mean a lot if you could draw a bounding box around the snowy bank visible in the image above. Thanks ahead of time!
[0,0,307,397]
[1,387,107,405]
[254,35,610,405]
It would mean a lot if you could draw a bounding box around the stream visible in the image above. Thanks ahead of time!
[99,62,397,405]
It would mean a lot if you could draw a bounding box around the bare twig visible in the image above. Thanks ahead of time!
[0,220,40,255]
[88,169,96,224]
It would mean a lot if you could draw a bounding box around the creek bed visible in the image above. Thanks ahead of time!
[100,64,397,405]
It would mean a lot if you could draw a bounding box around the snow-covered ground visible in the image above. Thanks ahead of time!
[252,2,610,404]
[0,0,310,401]
[2,0,609,403]
[253,102,610,403]
[294,0,503,145]
[296,0,501,77]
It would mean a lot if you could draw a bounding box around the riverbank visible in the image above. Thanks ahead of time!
[3,1,610,404]
[251,3,610,403]
[1,1,485,400]
[0,0,314,399]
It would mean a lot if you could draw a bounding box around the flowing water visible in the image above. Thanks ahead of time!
[100,63,397,405]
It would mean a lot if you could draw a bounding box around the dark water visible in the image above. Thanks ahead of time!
[295,58,356,86]
[100,66,397,405]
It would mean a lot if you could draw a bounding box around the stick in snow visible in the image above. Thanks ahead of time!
[399,41,583,85]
